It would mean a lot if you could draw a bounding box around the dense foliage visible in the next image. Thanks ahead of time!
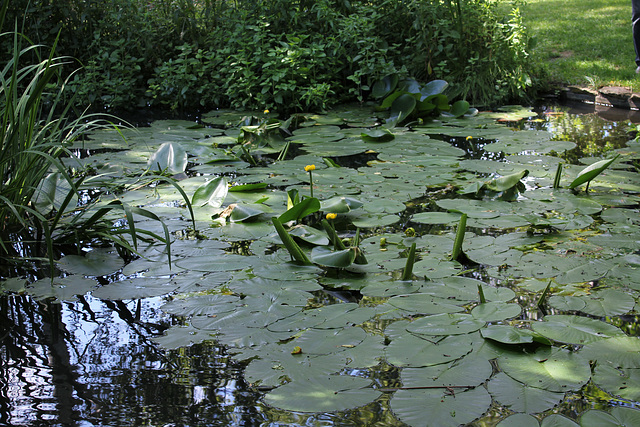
[3,0,538,112]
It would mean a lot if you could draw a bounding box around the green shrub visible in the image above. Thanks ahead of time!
[3,0,540,112]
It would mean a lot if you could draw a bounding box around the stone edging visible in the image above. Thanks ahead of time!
[561,85,640,111]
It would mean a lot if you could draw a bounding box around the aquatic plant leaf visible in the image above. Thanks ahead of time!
[268,304,376,332]
[408,313,485,336]
[579,289,636,317]
[568,155,619,190]
[387,293,464,315]
[387,94,417,127]
[27,276,98,302]
[57,249,125,276]
[310,246,356,268]
[351,213,400,228]
[497,347,591,392]
[547,296,586,312]
[481,325,551,345]
[0,277,27,293]
[228,182,268,192]
[371,74,398,99]
[401,355,492,388]
[411,212,462,225]
[244,351,347,388]
[531,315,623,345]
[391,386,491,427]
[592,362,640,401]
[192,177,228,207]
[160,294,239,316]
[385,333,473,367]
[32,172,77,214]
[175,254,254,272]
[496,414,540,427]
[291,327,367,356]
[449,100,470,118]
[540,414,580,427]
[263,375,380,413]
[471,302,521,322]
[579,407,640,427]
[580,336,640,368]
[361,128,395,143]
[147,141,188,174]
[288,225,329,246]
[152,325,217,350]
[488,372,565,414]
[419,79,448,99]
[278,197,320,222]
[229,203,272,222]
[485,169,529,192]
[320,196,363,213]
[92,278,179,300]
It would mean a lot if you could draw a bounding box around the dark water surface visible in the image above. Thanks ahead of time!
[1,104,637,426]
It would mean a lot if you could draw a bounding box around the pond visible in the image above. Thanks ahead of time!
[2,102,640,426]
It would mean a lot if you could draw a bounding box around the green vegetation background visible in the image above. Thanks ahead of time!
[2,0,537,113]
[524,0,639,92]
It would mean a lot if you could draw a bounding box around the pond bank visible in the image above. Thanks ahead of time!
[556,85,640,122]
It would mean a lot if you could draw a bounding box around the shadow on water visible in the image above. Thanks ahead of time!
[1,102,638,426]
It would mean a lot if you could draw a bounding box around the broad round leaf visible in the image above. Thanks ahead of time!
[263,375,380,413]
[487,372,565,414]
[391,386,491,427]
[531,315,624,345]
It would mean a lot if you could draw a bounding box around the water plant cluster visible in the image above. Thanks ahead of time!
[3,0,538,112]
[3,93,640,424]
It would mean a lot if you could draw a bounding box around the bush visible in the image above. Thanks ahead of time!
[3,0,540,112]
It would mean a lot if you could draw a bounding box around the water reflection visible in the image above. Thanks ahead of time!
[0,294,263,426]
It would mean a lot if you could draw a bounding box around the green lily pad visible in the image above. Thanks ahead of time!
[471,302,522,322]
[391,386,491,427]
[531,315,624,345]
[579,407,640,427]
[263,375,380,413]
[497,346,591,392]
[487,372,565,414]
[57,249,125,276]
[592,362,640,401]
[385,333,474,367]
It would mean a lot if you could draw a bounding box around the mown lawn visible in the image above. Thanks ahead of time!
[522,0,638,91]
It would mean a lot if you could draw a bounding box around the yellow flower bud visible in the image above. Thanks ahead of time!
[326,213,337,220]
[466,136,473,141]
[304,164,316,172]
[264,109,270,114]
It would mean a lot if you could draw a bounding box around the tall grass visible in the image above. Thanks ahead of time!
[0,19,192,275]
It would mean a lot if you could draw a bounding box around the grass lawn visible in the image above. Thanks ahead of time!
[522,0,639,91]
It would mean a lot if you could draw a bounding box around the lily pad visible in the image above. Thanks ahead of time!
[391,386,491,427]
[532,315,624,345]
[487,372,565,414]
[263,375,380,413]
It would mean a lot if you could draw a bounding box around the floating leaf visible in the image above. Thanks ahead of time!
[407,313,485,337]
[263,375,380,413]
[487,372,565,414]
[57,249,125,276]
[361,128,395,143]
[531,315,623,345]
[391,386,491,427]
[579,407,640,427]
[497,347,591,392]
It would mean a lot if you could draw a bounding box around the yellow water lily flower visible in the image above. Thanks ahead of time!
[304,164,316,172]
[326,213,337,220]
[466,136,473,141]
